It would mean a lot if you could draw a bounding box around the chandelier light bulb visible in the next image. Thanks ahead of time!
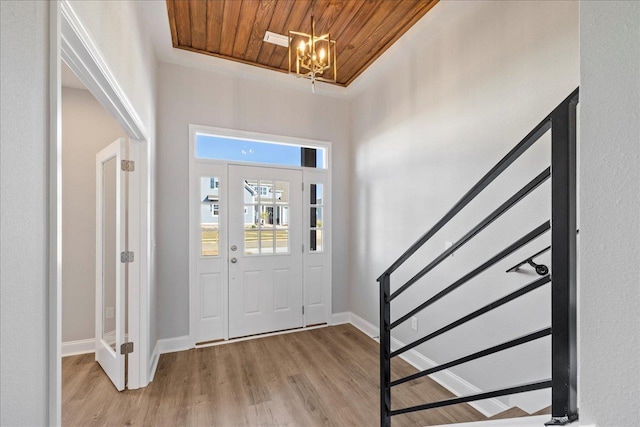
[319,48,325,61]
[298,40,306,52]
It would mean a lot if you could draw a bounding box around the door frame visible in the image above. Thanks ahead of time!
[49,1,152,422]
[188,124,333,348]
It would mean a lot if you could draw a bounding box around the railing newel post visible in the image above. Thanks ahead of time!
[547,92,579,425]
[380,273,391,427]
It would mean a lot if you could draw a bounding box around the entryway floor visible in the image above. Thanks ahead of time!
[63,324,488,426]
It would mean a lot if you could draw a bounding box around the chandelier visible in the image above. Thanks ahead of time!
[288,15,336,92]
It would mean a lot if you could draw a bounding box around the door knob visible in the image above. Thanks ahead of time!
[230,245,237,251]
[230,257,237,263]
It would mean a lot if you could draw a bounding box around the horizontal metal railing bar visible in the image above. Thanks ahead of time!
[378,88,579,283]
[388,168,551,303]
[390,327,552,388]
[389,221,550,331]
[389,379,552,417]
[390,274,551,358]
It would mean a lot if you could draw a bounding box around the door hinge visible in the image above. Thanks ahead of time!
[302,306,305,315]
[121,160,135,172]
[120,342,134,355]
[302,182,304,191]
[120,251,135,263]
[302,244,304,253]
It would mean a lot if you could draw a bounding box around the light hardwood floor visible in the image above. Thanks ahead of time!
[63,324,488,426]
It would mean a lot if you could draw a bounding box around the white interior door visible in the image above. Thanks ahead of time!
[228,165,303,338]
[95,138,127,391]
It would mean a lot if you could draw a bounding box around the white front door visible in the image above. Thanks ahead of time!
[95,138,127,391]
[227,165,303,338]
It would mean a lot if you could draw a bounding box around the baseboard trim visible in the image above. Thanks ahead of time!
[334,311,509,418]
[158,335,191,355]
[330,312,351,325]
[61,338,95,357]
[148,341,160,382]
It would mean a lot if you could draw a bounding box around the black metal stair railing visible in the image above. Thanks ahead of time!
[378,89,579,426]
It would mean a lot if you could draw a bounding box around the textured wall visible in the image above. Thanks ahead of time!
[61,87,125,343]
[349,0,578,411]
[156,62,351,340]
[0,1,50,424]
[579,1,640,425]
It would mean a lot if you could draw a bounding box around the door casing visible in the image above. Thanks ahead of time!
[50,2,153,422]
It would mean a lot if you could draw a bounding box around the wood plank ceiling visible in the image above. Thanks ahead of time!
[166,0,439,87]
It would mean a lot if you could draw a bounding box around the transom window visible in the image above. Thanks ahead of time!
[196,133,326,169]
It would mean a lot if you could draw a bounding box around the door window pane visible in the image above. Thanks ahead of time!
[201,176,220,256]
[259,180,274,202]
[310,230,323,252]
[260,205,274,227]
[310,183,323,205]
[102,156,117,350]
[275,181,289,203]
[310,207,323,228]
[260,230,275,254]
[277,206,289,227]
[245,229,259,255]
[276,229,289,253]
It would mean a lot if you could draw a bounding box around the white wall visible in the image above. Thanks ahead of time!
[0,1,50,424]
[156,62,350,339]
[349,0,578,411]
[67,0,160,366]
[61,87,125,342]
[579,1,640,426]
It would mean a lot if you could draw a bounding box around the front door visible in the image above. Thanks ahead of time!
[227,165,303,338]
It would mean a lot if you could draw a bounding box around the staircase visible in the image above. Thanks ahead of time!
[378,89,579,426]
[488,406,551,421]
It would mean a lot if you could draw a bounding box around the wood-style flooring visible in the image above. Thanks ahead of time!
[62,324,489,426]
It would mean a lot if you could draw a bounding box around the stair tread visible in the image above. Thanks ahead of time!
[532,406,551,416]
[488,405,552,420]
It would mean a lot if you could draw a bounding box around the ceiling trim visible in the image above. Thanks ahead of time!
[140,0,447,100]
[164,0,439,88]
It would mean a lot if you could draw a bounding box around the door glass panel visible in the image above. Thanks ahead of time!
[243,177,290,255]
[245,204,259,228]
[276,229,289,253]
[260,230,275,254]
[102,156,117,351]
[310,229,323,252]
[275,181,289,203]
[277,206,289,227]
[260,205,274,227]
[259,180,274,202]
[310,207,323,228]
[201,176,220,256]
[310,183,323,204]
[245,229,259,255]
